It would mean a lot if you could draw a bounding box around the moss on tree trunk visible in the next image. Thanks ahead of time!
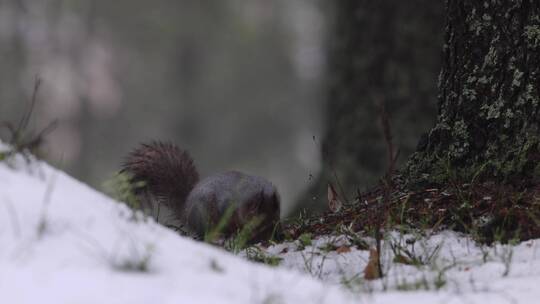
[406,0,540,185]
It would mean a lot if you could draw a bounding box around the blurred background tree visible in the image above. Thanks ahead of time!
[0,0,443,216]
[296,0,444,213]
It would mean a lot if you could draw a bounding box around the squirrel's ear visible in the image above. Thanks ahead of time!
[255,190,265,208]
[272,191,279,201]
[259,191,279,214]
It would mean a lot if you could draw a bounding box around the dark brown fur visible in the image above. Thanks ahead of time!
[121,142,281,243]
[121,141,199,215]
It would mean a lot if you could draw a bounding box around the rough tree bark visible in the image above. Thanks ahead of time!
[296,0,443,213]
[406,0,540,185]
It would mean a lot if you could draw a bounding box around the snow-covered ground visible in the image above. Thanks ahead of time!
[262,231,540,303]
[1,146,539,303]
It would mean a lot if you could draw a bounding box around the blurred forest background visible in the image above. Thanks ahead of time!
[0,0,443,215]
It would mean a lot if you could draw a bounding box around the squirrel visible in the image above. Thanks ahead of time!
[121,141,281,243]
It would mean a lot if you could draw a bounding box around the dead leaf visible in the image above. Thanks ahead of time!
[364,248,382,280]
[327,183,343,213]
[336,246,351,254]
[393,254,414,265]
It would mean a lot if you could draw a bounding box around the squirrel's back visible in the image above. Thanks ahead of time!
[184,171,281,241]
[122,142,280,242]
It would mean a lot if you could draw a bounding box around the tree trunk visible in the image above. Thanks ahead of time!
[406,0,540,185]
[296,0,443,213]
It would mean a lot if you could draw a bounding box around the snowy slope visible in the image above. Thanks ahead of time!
[0,152,353,304]
[1,146,539,304]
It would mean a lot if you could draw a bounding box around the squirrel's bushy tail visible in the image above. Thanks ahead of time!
[121,141,199,213]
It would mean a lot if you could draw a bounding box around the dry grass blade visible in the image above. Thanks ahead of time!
[0,77,57,158]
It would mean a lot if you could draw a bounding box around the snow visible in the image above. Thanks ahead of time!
[0,151,353,304]
[263,232,540,303]
[1,147,539,303]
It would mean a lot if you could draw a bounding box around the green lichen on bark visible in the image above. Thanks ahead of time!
[406,0,540,185]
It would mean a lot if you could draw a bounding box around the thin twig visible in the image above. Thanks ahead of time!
[376,96,398,185]
[16,76,42,139]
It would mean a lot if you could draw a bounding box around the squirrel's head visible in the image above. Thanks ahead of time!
[234,186,281,243]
